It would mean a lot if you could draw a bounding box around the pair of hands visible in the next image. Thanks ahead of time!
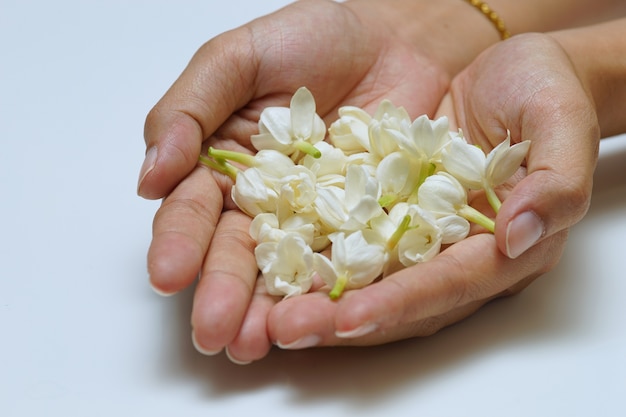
[138,0,599,364]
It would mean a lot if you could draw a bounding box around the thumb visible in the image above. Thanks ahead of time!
[137,29,259,199]
[495,99,600,259]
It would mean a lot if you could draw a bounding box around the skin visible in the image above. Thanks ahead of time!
[139,0,626,364]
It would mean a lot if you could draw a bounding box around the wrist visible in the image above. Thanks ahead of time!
[343,0,502,76]
[343,0,626,80]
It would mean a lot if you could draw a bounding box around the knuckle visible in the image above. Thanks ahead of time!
[562,180,592,221]
[414,316,446,337]
[546,172,593,224]
[435,254,477,308]
[154,196,218,237]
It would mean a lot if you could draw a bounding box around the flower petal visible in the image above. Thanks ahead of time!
[261,233,315,298]
[441,135,485,189]
[254,241,278,272]
[253,107,293,148]
[340,231,386,285]
[436,214,470,244]
[488,139,531,186]
[398,227,441,266]
[329,106,372,153]
[417,172,467,215]
[314,186,348,232]
[231,167,278,217]
[376,151,420,199]
[313,252,337,288]
[249,213,281,242]
[290,86,316,140]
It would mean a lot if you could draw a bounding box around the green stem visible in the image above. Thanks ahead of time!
[329,274,348,300]
[484,185,502,214]
[387,214,411,251]
[207,147,256,167]
[458,205,495,233]
[198,155,239,181]
[294,140,321,158]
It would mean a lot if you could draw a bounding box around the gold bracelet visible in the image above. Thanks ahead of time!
[462,0,511,40]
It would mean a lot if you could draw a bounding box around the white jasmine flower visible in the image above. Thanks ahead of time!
[417,172,494,233]
[365,203,442,273]
[328,106,372,154]
[250,87,326,159]
[280,212,330,252]
[394,205,442,267]
[442,132,530,212]
[300,141,348,188]
[255,233,315,298]
[249,212,315,246]
[277,165,318,214]
[212,148,298,217]
[313,165,383,233]
[372,99,412,124]
[250,213,284,243]
[367,100,410,160]
[231,167,279,217]
[417,172,466,215]
[313,185,347,233]
[313,231,386,299]
[368,120,402,161]
[341,164,383,232]
[435,214,471,245]
[345,151,379,178]
[397,115,452,166]
[376,150,422,208]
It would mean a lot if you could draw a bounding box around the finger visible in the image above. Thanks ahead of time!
[268,291,339,350]
[343,298,492,345]
[269,286,495,348]
[190,209,258,355]
[148,166,223,295]
[224,277,278,364]
[434,93,458,130]
[331,230,567,338]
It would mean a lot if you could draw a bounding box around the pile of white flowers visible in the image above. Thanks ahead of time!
[200,87,530,300]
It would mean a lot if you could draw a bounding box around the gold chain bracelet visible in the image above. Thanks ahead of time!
[462,0,511,40]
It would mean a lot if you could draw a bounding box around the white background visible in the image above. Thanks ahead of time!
[1,1,625,416]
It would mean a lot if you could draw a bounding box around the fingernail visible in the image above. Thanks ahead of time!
[191,331,222,356]
[225,347,252,365]
[137,146,157,196]
[275,334,321,350]
[335,323,378,339]
[149,281,177,297]
[505,211,545,259]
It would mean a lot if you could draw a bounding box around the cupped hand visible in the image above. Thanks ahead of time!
[139,0,464,363]
[442,33,599,260]
[267,33,599,351]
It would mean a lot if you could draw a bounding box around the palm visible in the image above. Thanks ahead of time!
[208,1,447,151]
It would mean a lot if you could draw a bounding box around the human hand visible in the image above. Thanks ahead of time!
[265,33,600,350]
[439,33,599,260]
[139,0,500,363]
